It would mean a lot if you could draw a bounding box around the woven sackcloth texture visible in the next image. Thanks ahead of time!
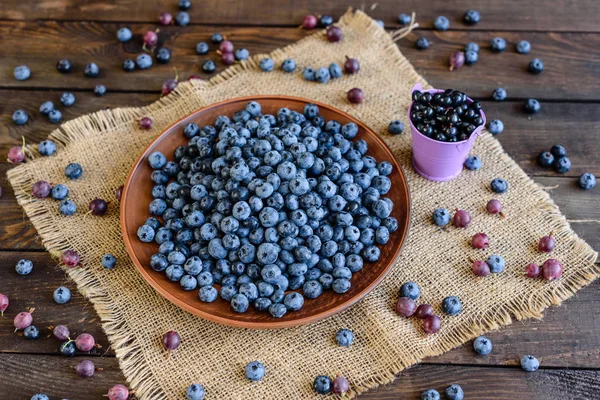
[7,10,599,400]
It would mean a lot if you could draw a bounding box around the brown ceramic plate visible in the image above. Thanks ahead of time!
[121,95,410,329]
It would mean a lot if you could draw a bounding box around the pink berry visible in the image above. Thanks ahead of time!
[414,304,433,319]
[472,260,491,277]
[75,333,96,352]
[107,384,130,400]
[423,315,442,334]
[538,235,556,253]
[53,325,70,340]
[302,15,318,29]
[89,198,108,215]
[187,75,201,81]
[162,330,181,351]
[453,209,472,228]
[344,57,360,74]
[525,263,541,278]
[62,249,80,267]
[221,52,235,65]
[486,199,502,214]
[8,145,25,163]
[332,375,349,395]
[347,88,364,104]
[143,31,158,46]
[395,297,416,317]
[326,26,343,42]
[32,180,51,198]
[471,233,489,249]
[14,310,33,330]
[115,185,124,202]
[162,78,178,96]
[139,116,153,130]
[542,259,563,281]
[449,51,465,71]
[219,40,234,54]
[159,12,173,26]
[75,359,95,378]
[0,294,9,316]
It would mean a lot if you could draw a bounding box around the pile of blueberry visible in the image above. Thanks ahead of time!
[137,101,397,317]
[410,89,484,142]
[537,144,571,173]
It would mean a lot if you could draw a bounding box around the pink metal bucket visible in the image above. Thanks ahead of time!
[409,83,486,182]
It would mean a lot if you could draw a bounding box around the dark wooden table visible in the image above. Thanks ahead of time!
[1,1,599,399]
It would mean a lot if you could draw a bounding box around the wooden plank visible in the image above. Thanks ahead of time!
[0,22,599,100]
[0,353,598,400]
[0,0,599,32]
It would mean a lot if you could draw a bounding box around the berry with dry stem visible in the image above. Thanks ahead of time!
[0,293,8,316]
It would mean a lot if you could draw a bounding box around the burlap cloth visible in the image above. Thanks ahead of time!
[8,10,598,399]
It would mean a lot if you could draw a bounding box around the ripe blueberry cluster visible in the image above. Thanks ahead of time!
[411,89,484,142]
[138,101,397,318]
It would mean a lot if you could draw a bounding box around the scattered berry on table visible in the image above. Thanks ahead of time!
[320,15,333,27]
[442,296,463,315]
[259,58,274,72]
[524,98,541,114]
[464,155,481,170]
[465,50,478,65]
[65,162,83,179]
[235,48,249,60]
[56,59,72,73]
[14,309,33,330]
[550,145,567,158]
[162,78,178,96]
[136,54,153,69]
[12,110,28,125]
[313,375,332,394]
[202,60,216,73]
[465,42,480,53]
[520,355,540,372]
[421,389,440,400]
[471,233,489,249]
[94,84,107,97]
[75,333,95,351]
[344,57,360,74]
[89,198,108,215]
[139,116,153,130]
[537,151,554,167]
[525,263,541,278]
[39,101,54,115]
[335,328,354,347]
[0,293,8,316]
[8,144,25,163]
[24,325,40,340]
[219,40,234,54]
[30,395,49,400]
[414,304,433,319]
[487,119,504,135]
[101,254,117,269]
[400,281,420,300]
[60,92,76,107]
[210,32,223,44]
[62,249,80,267]
[178,0,192,10]
[423,315,442,334]
[329,62,342,78]
[14,65,31,81]
[433,16,450,31]
[245,361,265,381]
[432,208,451,227]
[175,11,190,26]
[486,254,505,273]
[395,297,417,317]
[220,52,234,65]
[159,12,173,26]
[53,325,70,340]
[162,330,181,351]
[281,58,296,73]
[117,27,132,42]
[143,30,158,47]
[553,156,571,173]
[473,336,492,354]
[58,199,77,215]
[59,340,77,357]
[302,15,318,29]
[302,67,315,81]
[579,173,596,189]
[186,384,206,400]
[48,109,62,124]
[83,62,99,77]
[196,42,209,55]
[326,26,343,42]
[490,178,508,193]
[398,13,411,25]
[490,37,506,52]
[453,209,472,228]
[16,259,34,275]
[463,9,481,25]
[347,88,364,104]
[528,58,544,74]
[541,259,563,280]
[75,359,95,378]
[122,59,136,72]
[492,87,507,101]
[315,67,331,83]
[515,40,531,54]
[486,199,502,215]
[388,120,404,135]
[449,51,465,71]
[107,384,130,400]
[156,48,171,64]
[332,376,349,395]
[538,234,556,253]
[415,37,430,50]
[472,260,491,277]
[53,286,71,304]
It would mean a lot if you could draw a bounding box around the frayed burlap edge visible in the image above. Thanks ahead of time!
[7,9,599,399]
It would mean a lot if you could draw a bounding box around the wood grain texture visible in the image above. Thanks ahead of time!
[1,0,599,32]
[1,22,600,100]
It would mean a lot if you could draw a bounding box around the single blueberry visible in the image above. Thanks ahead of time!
[473,336,493,355]
[335,328,354,347]
[53,286,71,304]
[442,296,463,315]
[117,27,133,42]
[400,282,420,300]
[464,155,482,170]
